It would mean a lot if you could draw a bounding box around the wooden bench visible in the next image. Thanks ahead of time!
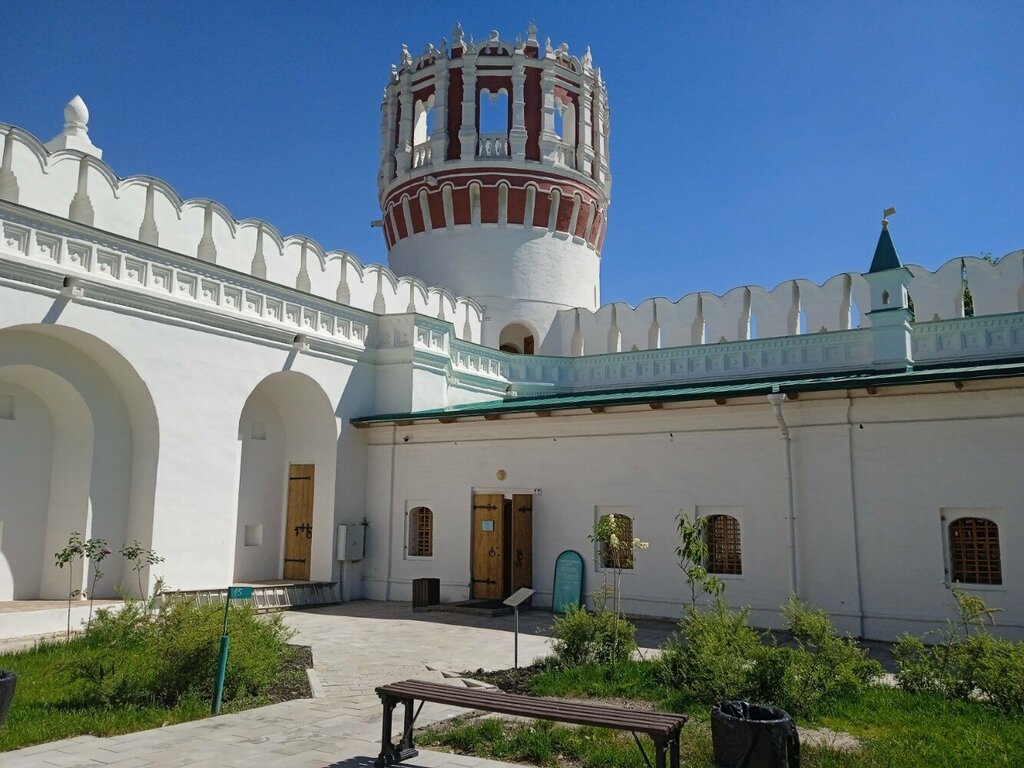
[375,678,687,768]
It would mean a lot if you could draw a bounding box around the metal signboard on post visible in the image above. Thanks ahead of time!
[212,585,254,714]
[503,587,536,669]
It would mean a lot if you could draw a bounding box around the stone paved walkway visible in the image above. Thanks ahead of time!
[1,601,674,768]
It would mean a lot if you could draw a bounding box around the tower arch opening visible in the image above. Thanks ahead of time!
[499,322,537,355]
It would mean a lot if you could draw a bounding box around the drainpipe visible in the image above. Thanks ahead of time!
[846,398,867,638]
[766,393,799,598]
[384,424,398,601]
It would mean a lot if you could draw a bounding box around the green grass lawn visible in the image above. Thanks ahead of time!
[0,636,309,752]
[420,661,1024,768]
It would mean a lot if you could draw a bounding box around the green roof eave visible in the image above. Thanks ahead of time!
[869,226,902,273]
[351,360,1024,426]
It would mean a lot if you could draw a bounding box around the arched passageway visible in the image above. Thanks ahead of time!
[0,325,159,600]
[234,371,338,583]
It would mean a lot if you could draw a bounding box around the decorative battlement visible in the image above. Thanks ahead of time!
[0,116,484,342]
[556,252,1024,356]
[378,23,611,252]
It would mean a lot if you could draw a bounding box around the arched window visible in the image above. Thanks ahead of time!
[408,506,433,557]
[949,517,1001,585]
[599,514,634,570]
[705,514,742,575]
[478,89,509,157]
[413,96,434,146]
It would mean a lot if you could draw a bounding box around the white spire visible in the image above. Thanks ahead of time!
[45,95,103,158]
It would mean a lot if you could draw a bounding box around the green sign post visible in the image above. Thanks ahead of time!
[212,585,254,715]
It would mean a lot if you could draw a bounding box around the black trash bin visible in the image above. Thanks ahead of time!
[0,670,17,728]
[411,578,440,610]
[711,700,799,768]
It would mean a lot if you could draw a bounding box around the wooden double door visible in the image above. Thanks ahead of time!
[471,493,533,600]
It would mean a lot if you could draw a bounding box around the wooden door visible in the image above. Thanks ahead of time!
[283,464,314,580]
[510,494,533,593]
[471,493,505,599]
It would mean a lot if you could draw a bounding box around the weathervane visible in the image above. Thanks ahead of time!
[882,207,896,229]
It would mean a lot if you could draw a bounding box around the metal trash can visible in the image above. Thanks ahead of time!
[0,670,17,728]
[411,578,440,610]
[711,700,799,768]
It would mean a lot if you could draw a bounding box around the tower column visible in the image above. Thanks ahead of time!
[458,53,478,161]
[509,54,528,161]
[593,80,610,186]
[429,61,449,165]
[578,67,595,177]
[540,65,559,163]
[394,72,414,175]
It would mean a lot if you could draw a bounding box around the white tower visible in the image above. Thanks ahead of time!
[378,24,612,354]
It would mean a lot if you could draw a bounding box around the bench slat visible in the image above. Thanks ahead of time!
[377,679,686,737]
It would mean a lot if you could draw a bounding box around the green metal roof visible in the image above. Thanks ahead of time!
[352,360,1024,425]
[869,225,902,273]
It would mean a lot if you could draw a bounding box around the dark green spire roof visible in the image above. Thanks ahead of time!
[869,223,902,273]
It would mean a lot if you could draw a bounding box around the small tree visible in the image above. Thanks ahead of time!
[83,537,111,628]
[120,540,165,601]
[588,514,648,662]
[674,512,724,607]
[55,531,86,638]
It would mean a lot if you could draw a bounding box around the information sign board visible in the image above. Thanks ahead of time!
[551,550,584,614]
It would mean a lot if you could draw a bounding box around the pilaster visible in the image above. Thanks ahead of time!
[458,53,478,161]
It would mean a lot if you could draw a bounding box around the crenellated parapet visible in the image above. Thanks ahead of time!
[557,252,1024,356]
[0,115,484,342]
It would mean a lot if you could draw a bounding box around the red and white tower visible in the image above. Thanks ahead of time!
[378,23,611,354]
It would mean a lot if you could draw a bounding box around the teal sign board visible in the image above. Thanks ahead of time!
[552,550,585,614]
[227,586,254,600]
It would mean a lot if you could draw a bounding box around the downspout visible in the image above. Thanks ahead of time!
[384,424,398,601]
[846,397,867,638]
[766,393,799,597]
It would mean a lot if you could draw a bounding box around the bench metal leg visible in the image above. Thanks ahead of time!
[670,734,680,768]
[375,695,419,767]
[654,735,667,768]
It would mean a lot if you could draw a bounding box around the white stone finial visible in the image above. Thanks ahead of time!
[527,20,538,43]
[45,95,102,158]
[489,29,500,42]
[452,22,464,49]
[64,95,89,135]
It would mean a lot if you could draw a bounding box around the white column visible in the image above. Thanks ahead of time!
[593,82,610,186]
[578,78,595,176]
[379,81,398,189]
[540,64,559,163]
[430,62,449,164]
[394,73,414,175]
[509,55,528,161]
[458,54,478,161]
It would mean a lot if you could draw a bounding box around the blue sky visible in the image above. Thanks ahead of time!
[3,2,1022,305]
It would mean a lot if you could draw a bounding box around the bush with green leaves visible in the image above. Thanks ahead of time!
[894,588,1024,714]
[60,599,293,708]
[765,597,883,715]
[658,599,765,703]
[551,604,637,667]
[659,597,881,716]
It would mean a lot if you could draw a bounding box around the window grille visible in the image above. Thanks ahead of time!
[705,514,742,575]
[949,517,1001,585]
[600,514,634,570]
[408,507,433,557]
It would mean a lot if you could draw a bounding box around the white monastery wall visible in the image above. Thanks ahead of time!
[361,382,1024,641]
[0,125,484,344]
[558,252,1024,356]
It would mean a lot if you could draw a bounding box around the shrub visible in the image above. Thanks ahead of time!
[61,599,293,708]
[552,604,636,667]
[659,597,881,716]
[658,599,766,703]
[894,589,1024,714]
[767,597,882,715]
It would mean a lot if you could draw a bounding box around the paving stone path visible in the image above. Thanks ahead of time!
[0,601,582,768]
